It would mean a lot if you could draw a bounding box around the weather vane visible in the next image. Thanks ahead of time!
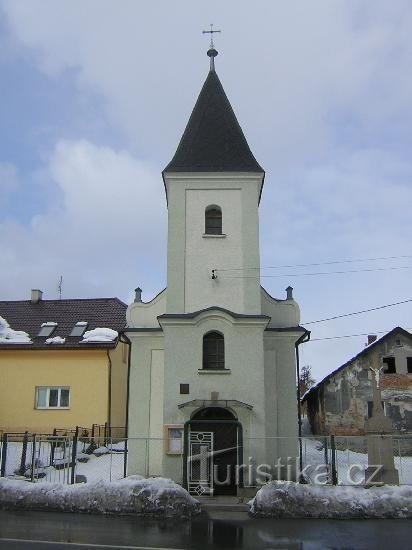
[202,23,221,49]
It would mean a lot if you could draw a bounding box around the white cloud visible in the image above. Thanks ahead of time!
[1,1,412,380]
[0,140,166,301]
[3,1,411,164]
[0,162,19,210]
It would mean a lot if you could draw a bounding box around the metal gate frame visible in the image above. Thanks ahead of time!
[183,419,243,492]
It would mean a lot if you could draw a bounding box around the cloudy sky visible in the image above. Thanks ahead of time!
[1,1,411,381]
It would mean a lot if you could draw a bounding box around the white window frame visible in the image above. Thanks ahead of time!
[164,425,184,455]
[35,386,70,409]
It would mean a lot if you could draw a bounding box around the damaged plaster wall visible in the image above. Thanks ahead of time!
[306,330,412,435]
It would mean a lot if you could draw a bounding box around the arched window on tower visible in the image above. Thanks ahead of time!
[203,331,225,370]
[205,205,222,235]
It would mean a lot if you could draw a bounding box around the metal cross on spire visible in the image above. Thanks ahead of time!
[202,24,221,71]
[202,23,221,49]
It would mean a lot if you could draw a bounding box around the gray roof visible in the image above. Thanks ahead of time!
[0,297,127,350]
[163,67,264,173]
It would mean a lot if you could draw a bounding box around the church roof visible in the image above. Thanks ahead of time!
[163,56,264,174]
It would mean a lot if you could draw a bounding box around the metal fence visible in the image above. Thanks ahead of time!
[1,433,411,487]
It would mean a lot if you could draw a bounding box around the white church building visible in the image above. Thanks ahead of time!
[125,45,309,495]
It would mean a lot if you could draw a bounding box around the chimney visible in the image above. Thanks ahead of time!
[134,287,142,303]
[367,335,377,346]
[286,286,293,300]
[31,289,43,303]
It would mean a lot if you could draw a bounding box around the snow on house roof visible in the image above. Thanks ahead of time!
[0,315,32,344]
[0,297,126,350]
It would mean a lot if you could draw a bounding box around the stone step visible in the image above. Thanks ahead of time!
[196,496,250,513]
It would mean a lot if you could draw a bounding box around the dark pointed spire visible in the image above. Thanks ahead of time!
[163,51,264,174]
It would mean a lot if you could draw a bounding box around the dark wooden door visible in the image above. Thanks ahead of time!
[191,420,238,495]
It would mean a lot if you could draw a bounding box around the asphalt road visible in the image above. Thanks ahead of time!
[0,510,411,549]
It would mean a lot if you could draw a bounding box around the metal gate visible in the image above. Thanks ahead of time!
[187,431,214,496]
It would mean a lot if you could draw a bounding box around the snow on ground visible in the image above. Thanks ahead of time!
[302,437,412,485]
[81,327,118,342]
[1,441,127,484]
[0,477,200,517]
[0,315,31,343]
[250,481,412,518]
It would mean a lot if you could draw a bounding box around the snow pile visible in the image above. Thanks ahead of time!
[0,477,200,518]
[45,336,66,344]
[250,481,412,519]
[81,327,118,342]
[41,321,57,327]
[0,315,31,344]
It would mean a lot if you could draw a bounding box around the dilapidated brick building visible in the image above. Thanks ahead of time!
[303,327,412,435]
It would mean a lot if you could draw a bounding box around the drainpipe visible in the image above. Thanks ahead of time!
[119,332,132,439]
[295,329,311,480]
[106,349,112,429]
[119,332,131,478]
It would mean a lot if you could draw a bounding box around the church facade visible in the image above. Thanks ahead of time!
[125,47,308,495]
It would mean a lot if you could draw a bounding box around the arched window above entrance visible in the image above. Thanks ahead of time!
[205,205,222,235]
[203,331,225,370]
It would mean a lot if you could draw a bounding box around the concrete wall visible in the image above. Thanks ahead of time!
[263,331,300,478]
[0,349,112,433]
[126,331,164,476]
[160,310,268,483]
[127,289,166,328]
[164,173,263,315]
[109,342,128,430]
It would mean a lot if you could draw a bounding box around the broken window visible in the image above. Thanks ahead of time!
[407,357,412,374]
[367,401,385,418]
[382,357,396,373]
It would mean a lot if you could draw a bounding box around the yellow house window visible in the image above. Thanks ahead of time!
[164,425,184,454]
[35,387,70,409]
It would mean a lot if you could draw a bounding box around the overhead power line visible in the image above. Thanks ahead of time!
[302,298,412,325]
[215,254,412,272]
[219,266,410,279]
[310,328,412,342]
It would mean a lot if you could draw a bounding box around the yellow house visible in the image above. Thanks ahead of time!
[0,289,128,435]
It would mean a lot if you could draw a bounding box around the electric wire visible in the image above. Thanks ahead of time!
[302,298,412,325]
[217,266,410,279]
[215,254,412,272]
[310,328,412,342]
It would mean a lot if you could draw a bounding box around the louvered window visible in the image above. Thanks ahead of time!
[205,206,222,235]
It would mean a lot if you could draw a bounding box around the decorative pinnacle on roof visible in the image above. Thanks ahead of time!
[202,24,221,71]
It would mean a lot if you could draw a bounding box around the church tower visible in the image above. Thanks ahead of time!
[163,45,264,315]
[125,45,308,495]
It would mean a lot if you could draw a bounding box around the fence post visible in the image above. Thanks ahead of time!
[1,433,8,477]
[70,426,79,484]
[30,435,36,482]
[19,431,29,475]
[50,428,57,466]
[330,435,338,485]
[123,439,128,479]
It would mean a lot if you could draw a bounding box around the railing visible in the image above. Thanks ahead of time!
[1,433,411,487]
